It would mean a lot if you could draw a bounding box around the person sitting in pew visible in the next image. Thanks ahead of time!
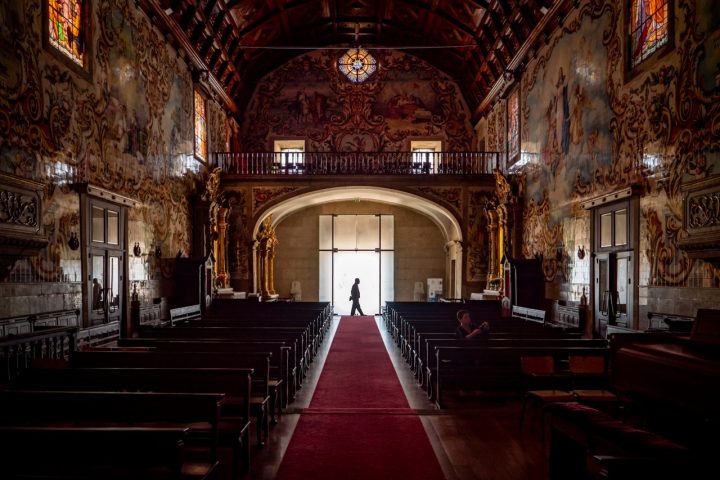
[455,309,490,339]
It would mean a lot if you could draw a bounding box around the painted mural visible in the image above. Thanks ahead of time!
[241,49,474,152]
[522,1,614,214]
[696,0,720,94]
[0,1,227,298]
[466,189,492,282]
[488,0,720,312]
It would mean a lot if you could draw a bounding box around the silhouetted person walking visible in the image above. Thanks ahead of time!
[350,278,364,316]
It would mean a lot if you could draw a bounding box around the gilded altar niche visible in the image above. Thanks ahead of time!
[225,189,251,283]
[240,49,474,152]
[466,189,492,283]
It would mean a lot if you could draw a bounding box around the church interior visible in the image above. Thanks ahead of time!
[1,0,720,478]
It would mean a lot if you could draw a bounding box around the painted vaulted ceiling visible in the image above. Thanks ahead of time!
[139,0,569,122]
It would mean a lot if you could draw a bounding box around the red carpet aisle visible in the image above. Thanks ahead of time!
[275,315,446,480]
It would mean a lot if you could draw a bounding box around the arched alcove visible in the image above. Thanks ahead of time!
[252,187,463,299]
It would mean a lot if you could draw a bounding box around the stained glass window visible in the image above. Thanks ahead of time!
[338,48,377,83]
[194,90,208,162]
[48,0,85,66]
[629,0,669,67]
[507,88,520,166]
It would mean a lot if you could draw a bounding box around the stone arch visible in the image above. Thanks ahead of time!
[251,186,464,299]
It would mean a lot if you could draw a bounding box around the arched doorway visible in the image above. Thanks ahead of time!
[252,187,463,301]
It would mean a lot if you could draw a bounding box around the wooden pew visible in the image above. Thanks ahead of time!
[545,402,694,480]
[117,338,293,412]
[165,320,319,375]
[413,326,582,382]
[432,345,610,408]
[69,350,272,446]
[139,326,310,389]
[0,426,218,479]
[11,367,253,476]
[0,390,228,475]
[420,336,603,391]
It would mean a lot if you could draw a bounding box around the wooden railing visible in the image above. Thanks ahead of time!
[213,151,500,176]
[0,326,77,381]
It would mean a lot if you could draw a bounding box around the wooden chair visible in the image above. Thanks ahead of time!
[568,354,618,408]
[518,355,575,432]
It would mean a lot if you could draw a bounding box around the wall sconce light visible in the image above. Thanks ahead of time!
[577,245,586,260]
[133,242,142,257]
[155,244,162,258]
[67,232,79,251]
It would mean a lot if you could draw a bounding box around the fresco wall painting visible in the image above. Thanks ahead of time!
[0,1,227,315]
[493,0,720,316]
[241,49,475,153]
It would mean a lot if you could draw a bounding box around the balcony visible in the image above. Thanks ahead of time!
[213,151,500,176]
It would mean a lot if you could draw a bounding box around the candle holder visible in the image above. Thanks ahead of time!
[67,232,79,251]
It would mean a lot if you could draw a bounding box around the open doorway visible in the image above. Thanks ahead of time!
[319,214,394,315]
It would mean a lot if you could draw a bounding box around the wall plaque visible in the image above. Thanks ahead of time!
[679,174,720,259]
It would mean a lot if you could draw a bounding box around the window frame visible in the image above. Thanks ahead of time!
[625,0,674,82]
[506,87,521,169]
[410,139,442,174]
[273,139,305,171]
[594,200,632,253]
[194,88,209,163]
[43,0,92,80]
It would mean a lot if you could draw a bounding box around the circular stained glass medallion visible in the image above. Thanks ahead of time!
[338,48,377,83]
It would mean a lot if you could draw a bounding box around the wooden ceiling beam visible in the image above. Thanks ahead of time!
[473,0,572,122]
[137,0,239,115]
[204,0,218,18]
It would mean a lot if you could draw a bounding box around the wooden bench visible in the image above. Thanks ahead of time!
[69,350,272,446]
[432,345,610,408]
[0,426,219,479]
[11,367,253,476]
[139,326,310,390]
[0,390,229,476]
[646,311,695,332]
[170,304,202,325]
[423,337,606,394]
[414,326,583,384]
[545,402,693,480]
[511,305,546,324]
[118,338,293,412]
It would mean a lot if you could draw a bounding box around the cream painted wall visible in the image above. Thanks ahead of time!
[273,200,446,302]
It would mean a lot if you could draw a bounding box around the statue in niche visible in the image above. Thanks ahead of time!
[570,84,585,146]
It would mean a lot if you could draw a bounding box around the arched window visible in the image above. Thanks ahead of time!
[194,89,208,162]
[47,0,86,67]
[629,0,670,69]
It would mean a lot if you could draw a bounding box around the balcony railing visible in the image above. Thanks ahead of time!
[213,151,500,176]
